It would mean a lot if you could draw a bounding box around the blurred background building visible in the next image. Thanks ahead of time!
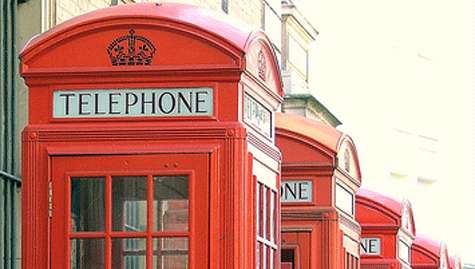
[0,0,471,268]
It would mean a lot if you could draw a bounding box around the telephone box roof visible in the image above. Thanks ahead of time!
[356,188,416,235]
[357,188,403,217]
[275,112,362,180]
[21,3,252,56]
[276,112,342,153]
[20,3,283,97]
[412,235,450,268]
[413,236,442,256]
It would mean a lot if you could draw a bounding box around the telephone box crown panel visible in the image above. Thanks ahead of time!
[20,3,282,95]
[276,112,342,164]
[356,189,416,235]
[276,113,361,180]
[412,236,450,269]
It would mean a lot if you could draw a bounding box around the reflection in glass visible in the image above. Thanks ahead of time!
[112,176,147,231]
[153,237,188,269]
[153,176,189,231]
[112,238,146,269]
[71,177,105,232]
[70,239,104,269]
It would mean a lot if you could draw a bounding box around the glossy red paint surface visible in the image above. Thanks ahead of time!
[276,113,361,269]
[20,3,282,269]
[411,236,450,269]
[356,189,415,269]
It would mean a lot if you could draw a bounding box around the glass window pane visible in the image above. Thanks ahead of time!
[112,238,146,269]
[112,176,147,232]
[153,237,188,269]
[256,242,262,269]
[71,177,105,232]
[266,188,271,240]
[70,239,104,269]
[258,183,264,237]
[269,248,274,269]
[262,184,266,238]
[256,181,260,238]
[272,190,277,243]
[261,244,266,269]
[153,176,188,231]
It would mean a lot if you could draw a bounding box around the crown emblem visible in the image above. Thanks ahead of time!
[257,50,267,81]
[107,29,156,66]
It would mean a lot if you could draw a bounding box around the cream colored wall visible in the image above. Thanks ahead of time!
[300,0,474,263]
[52,0,262,33]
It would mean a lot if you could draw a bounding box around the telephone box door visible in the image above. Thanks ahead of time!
[51,153,209,269]
[281,232,311,269]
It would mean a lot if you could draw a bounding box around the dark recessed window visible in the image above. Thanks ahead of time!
[222,0,229,13]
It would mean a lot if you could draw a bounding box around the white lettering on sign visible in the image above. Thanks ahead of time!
[53,88,213,118]
[360,238,381,255]
[335,183,354,216]
[281,180,312,202]
[244,94,272,138]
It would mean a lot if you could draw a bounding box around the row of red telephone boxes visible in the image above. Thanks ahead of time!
[277,113,462,269]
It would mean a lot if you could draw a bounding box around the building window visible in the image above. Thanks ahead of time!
[256,179,278,269]
[221,0,229,13]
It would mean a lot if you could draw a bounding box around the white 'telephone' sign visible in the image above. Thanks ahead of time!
[53,88,213,118]
[281,180,312,202]
[360,238,381,255]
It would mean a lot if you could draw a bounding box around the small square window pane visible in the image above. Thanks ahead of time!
[70,239,104,269]
[256,243,261,269]
[71,177,105,232]
[153,176,188,231]
[266,189,271,240]
[258,183,264,237]
[153,237,188,269]
[112,238,146,269]
[261,244,266,269]
[112,176,147,232]
[261,185,266,238]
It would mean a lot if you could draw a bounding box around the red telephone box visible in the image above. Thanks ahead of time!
[20,3,283,269]
[276,113,362,269]
[356,189,416,269]
[411,236,450,269]
[449,256,462,269]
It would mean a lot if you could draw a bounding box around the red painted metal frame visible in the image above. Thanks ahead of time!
[20,3,283,269]
[52,154,207,268]
[356,189,416,269]
[276,113,362,269]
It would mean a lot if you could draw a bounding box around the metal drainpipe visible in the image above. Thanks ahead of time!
[1,0,20,267]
